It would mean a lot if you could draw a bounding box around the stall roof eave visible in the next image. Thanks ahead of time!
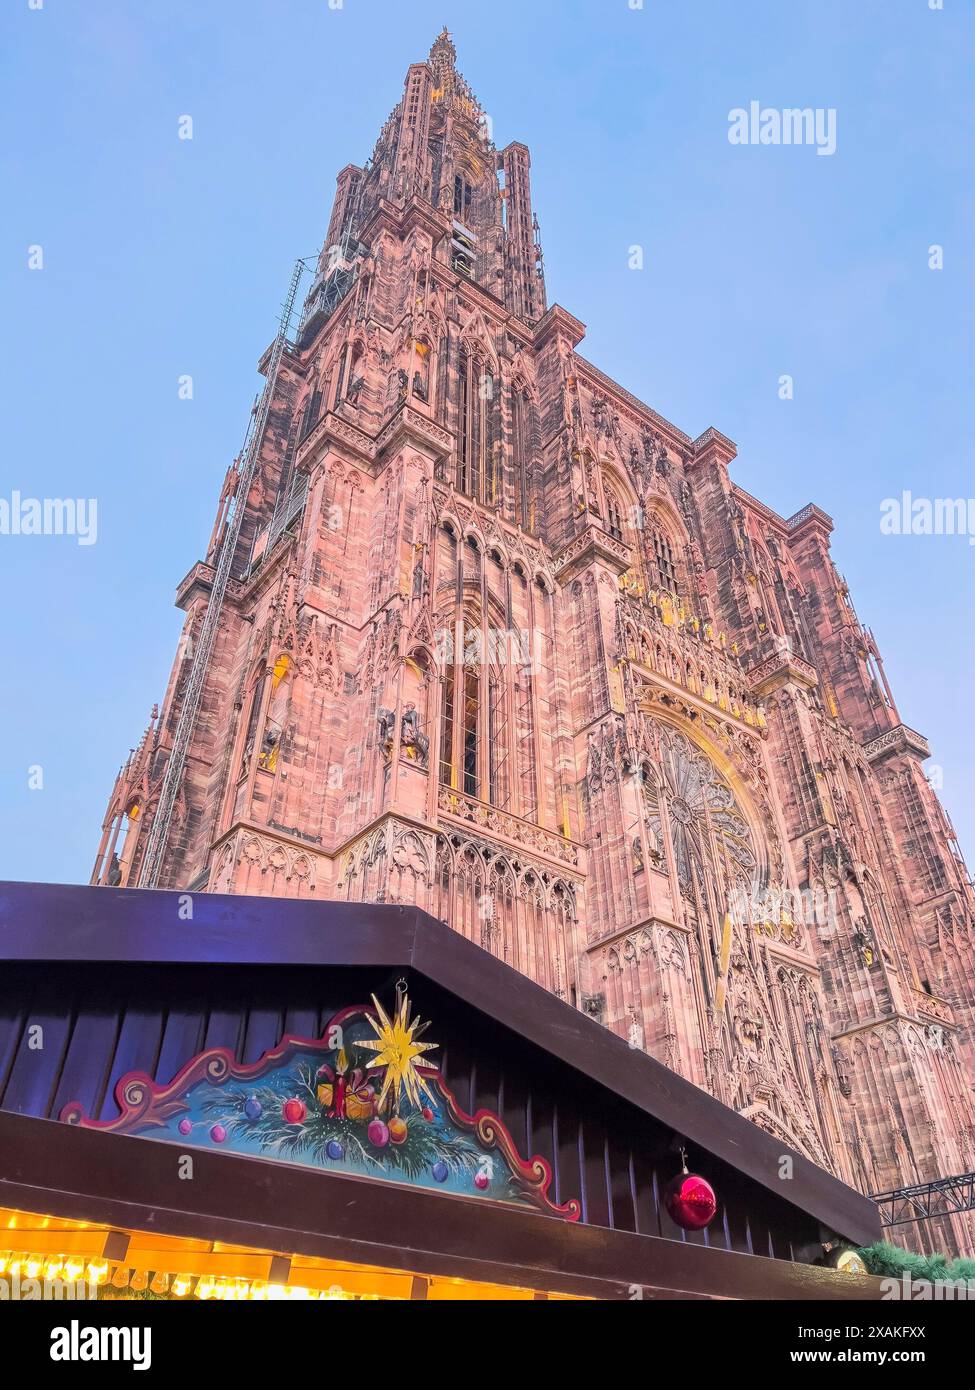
[0,879,881,1249]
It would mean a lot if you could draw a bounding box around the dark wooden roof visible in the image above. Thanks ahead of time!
[0,879,880,1258]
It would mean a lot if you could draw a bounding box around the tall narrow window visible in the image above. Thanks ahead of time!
[483,369,499,505]
[300,384,322,440]
[457,352,471,493]
[439,653,456,787]
[439,521,458,593]
[453,175,472,219]
[463,662,479,797]
[456,354,491,501]
[489,669,511,809]
[605,488,625,540]
[516,663,537,821]
[512,389,525,525]
[240,668,268,778]
[652,528,679,593]
[439,603,517,810]
[470,364,483,501]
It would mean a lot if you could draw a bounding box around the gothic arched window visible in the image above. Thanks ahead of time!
[511,388,539,532]
[240,665,269,776]
[439,600,512,806]
[456,350,499,504]
[605,486,625,541]
[651,526,679,594]
[457,351,475,494]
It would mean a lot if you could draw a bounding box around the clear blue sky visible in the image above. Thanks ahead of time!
[1,0,972,885]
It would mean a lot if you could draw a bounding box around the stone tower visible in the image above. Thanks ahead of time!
[94,31,975,1255]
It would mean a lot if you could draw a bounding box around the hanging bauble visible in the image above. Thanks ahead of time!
[325,1139,345,1161]
[388,1116,408,1145]
[178,1118,192,1136]
[367,1119,390,1148]
[473,1171,490,1191]
[431,1161,449,1183]
[209,1124,227,1144]
[664,1159,717,1231]
[282,1098,307,1125]
[421,1106,434,1122]
[244,1096,262,1121]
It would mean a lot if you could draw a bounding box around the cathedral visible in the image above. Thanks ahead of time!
[93,31,975,1256]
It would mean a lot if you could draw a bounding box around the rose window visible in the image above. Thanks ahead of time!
[657,729,757,891]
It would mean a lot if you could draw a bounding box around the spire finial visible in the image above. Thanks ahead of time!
[430,26,456,73]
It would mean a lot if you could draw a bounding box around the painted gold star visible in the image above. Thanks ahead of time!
[358,991,439,1115]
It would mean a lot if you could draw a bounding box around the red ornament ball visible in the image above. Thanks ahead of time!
[473,1171,490,1191]
[367,1119,390,1148]
[664,1170,717,1231]
[282,1098,307,1125]
[421,1106,434,1122]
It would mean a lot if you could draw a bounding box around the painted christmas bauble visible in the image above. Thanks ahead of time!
[325,1140,345,1161]
[421,1106,434,1122]
[664,1171,717,1230]
[282,1098,307,1125]
[388,1117,408,1145]
[244,1096,262,1121]
[367,1120,390,1148]
[178,1118,192,1136]
[473,1171,490,1191]
[209,1125,227,1143]
[431,1161,449,1183]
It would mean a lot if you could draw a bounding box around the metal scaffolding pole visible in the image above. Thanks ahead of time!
[137,258,309,888]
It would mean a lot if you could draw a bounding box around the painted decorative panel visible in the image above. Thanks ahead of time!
[61,985,580,1221]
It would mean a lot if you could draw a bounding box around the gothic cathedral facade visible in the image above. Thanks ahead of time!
[94,32,975,1255]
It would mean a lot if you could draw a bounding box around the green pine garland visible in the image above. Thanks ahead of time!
[857,1241,975,1284]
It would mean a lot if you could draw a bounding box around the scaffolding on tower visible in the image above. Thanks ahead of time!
[137,257,310,889]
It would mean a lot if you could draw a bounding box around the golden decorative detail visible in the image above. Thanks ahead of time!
[358,987,438,1115]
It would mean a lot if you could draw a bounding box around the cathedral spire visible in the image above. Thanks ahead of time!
[429,27,457,80]
[427,26,477,108]
[307,30,546,332]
